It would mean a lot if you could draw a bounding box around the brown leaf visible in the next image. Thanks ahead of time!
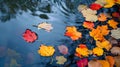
[114,56,120,67]
[110,47,120,55]
[88,59,102,67]
[106,56,115,67]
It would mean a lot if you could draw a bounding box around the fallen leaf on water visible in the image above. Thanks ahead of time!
[92,47,104,56]
[98,13,107,22]
[90,3,102,10]
[110,47,120,55]
[56,56,67,64]
[83,21,94,29]
[112,12,120,18]
[65,26,82,40]
[58,45,68,55]
[88,59,102,67]
[75,44,89,57]
[114,56,120,67]
[38,22,53,32]
[23,29,38,43]
[98,60,110,67]
[38,45,55,56]
[106,56,115,67]
[111,28,120,39]
[108,19,118,29]
[77,58,88,67]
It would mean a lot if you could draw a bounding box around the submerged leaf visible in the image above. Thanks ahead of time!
[23,29,38,43]
[56,56,67,64]
[65,26,82,40]
[110,47,120,55]
[58,45,68,55]
[77,58,88,67]
[38,45,55,56]
[111,28,120,39]
[38,22,53,32]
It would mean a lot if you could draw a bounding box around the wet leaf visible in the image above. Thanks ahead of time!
[108,37,118,45]
[90,3,102,10]
[58,45,68,55]
[95,0,106,6]
[112,12,120,18]
[88,59,102,67]
[39,14,49,19]
[83,21,94,29]
[10,59,21,67]
[38,45,55,56]
[98,13,107,22]
[106,56,115,67]
[92,47,104,56]
[111,28,120,39]
[108,20,118,29]
[77,58,88,67]
[23,29,38,43]
[104,0,115,8]
[98,60,110,67]
[65,26,82,40]
[56,56,67,64]
[38,22,53,32]
[75,44,89,57]
[114,56,120,67]
[110,47,120,55]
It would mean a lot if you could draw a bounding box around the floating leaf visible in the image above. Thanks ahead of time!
[38,45,55,56]
[88,59,102,67]
[96,40,112,51]
[108,37,118,45]
[56,56,67,64]
[78,5,87,12]
[92,47,104,56]
[98,13,107,22]
[10,59,21,67]
[23,29,38,43]
[108,20,118,29]
[83,21,94,29]
[95,0,106,6]
[104,0,115,8]
[77,58,88,67]
[98,60,110,67]
[110,47,120,55]
[106,56,115,67]
[65,26,82,40]
[112,12,120,18]
[90,3,102,10]
[114,56,120,67]
[38,22,53,32]
[111,28,120,39]
[75,44,89,57]
[58,45,68,55]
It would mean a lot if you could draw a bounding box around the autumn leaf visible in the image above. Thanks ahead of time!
[90,3,102,10]
[37,22,53,32]
[38,45,55,56]
[108,20,118,29]
[78,5,87,12]
[111,28,120,39]
[98,60,110,67]
[106,56,115,67]
[75,44,89,57]
[108,37,118,45]
[92,47,104,56]
[83,21,94,29]
[95,0,106,6]
[88,59,102,67]
[112,12,120,18]
[77,58,88,67]
[56,56,67,64]
[110,47,120,55]
[104,0,115,8]
[65,26,82,40]
[98,13,107,22]
[114,56,120,67]
[58,45,68,55]
[96,40,112,51]
[23,29,38,43]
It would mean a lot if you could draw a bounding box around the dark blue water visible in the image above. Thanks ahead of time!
[0,0,97,67]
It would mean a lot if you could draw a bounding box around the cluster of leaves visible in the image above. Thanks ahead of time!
[22,0,120,67]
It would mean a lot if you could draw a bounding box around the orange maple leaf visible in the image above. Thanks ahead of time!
[98,13,107,22]
[83,21,94,29]
[108,19,118,29]
[65,26,82,40]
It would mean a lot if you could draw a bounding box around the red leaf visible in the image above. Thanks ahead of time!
[23,29,38,43]
[112,12,120,18]
[90,3,102,10]
[77,58,88,67]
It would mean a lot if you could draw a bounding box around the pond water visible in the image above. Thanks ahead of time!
[1,0,113,67]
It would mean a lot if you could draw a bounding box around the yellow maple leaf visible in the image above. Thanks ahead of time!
[38,45,55,56]
[108,20,118,29]
[93,47,104,56]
